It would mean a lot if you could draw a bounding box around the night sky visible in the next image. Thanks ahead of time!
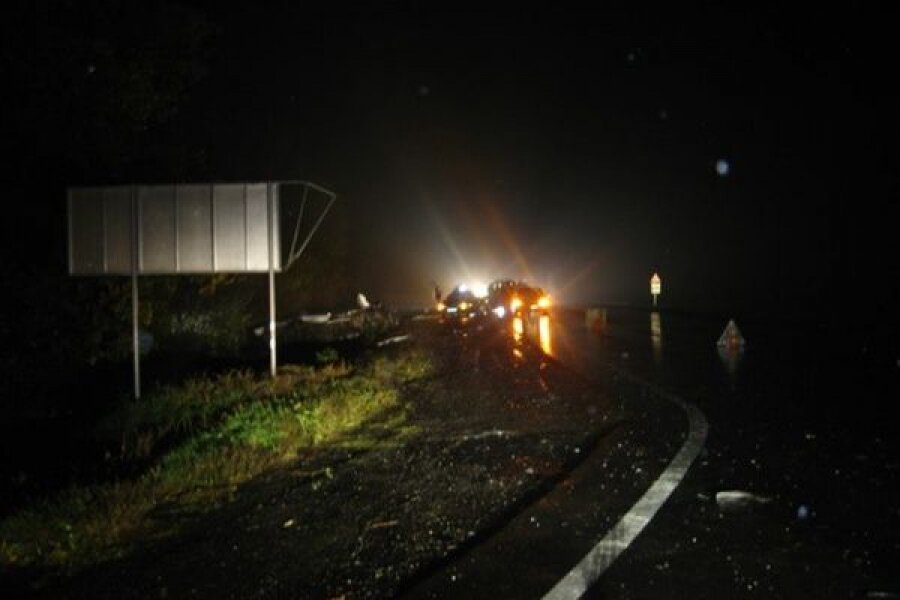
[4,3,898,321]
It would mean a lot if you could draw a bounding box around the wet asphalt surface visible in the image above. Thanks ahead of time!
[7,308,897,599]
[12,313,667,599]
[547,308,900,599]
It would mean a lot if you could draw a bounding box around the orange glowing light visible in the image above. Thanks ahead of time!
[512,316,524,342]
[539,315,552,355]
[510,297,523,312]
[537,295,551,309]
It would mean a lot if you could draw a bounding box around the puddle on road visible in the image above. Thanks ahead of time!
[512,316,524,343]
[650,311,662,364]
[539,315,553,356]
[510,315,554,358]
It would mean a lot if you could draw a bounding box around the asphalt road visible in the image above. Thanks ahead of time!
[404,312,692,599]
[547,307,900,599]
[7,307,897,599]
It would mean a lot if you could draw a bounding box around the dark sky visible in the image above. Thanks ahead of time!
[6,3,898,321]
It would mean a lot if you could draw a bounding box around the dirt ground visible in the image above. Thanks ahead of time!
[12,317,625,599]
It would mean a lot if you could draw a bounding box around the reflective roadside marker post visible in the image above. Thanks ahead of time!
[650,272,661,307]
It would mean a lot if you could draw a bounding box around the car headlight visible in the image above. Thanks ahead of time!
[459,301,470,310]
[510,297,523,311]
[537,295,551,309]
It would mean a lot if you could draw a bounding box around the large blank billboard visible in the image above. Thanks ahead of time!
[68,183,281,275]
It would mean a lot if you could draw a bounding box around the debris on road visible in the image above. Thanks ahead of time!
[255,303,399,345]
[864,590,900,599]
[412,313,440,321]
[377,334,411,347]
[464,429,510,441]
[714,490,772,510]
[301,313,332,323]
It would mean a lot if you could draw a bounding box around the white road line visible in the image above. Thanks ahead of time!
[542,378,709,600]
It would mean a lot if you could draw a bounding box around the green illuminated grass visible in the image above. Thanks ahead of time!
[0,348,431,574]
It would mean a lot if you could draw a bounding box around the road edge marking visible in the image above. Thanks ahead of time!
[542,376,709,599]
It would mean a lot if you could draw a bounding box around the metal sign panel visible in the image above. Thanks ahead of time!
[177,184,213,272]
[139,185,177,272]
[104,187,133,273]
[68,183,281,275]
[213,184,247,272]
[245,184,272,270]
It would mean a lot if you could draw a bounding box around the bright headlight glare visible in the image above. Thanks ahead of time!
[459,302,470,310]
[510,297,523,311]
[538,295,551,308]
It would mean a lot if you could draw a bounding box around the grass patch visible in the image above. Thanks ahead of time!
[0,348,431,574]
[97,362,353,461]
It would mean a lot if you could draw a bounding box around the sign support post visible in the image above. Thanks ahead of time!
[132,271,141,399]
[131,188,141,399]
[267,182,277,378]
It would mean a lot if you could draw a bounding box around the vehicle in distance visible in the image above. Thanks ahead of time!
[486,280,550,318]
[439,285,485,323]
[513,284,551,316]
[486,280,517,318]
